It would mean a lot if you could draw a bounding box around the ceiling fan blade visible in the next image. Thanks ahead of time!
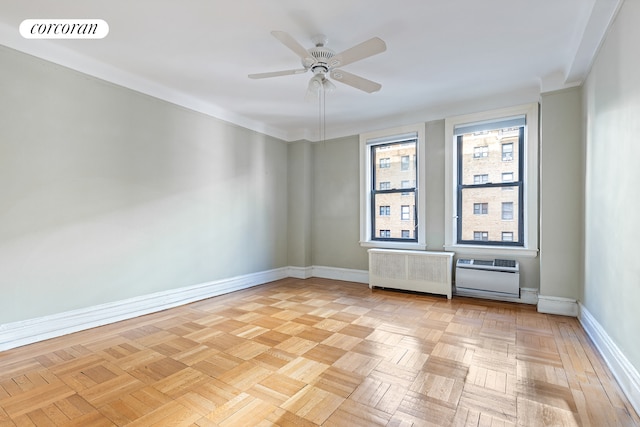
[271,30,316,67]
[248,69,308,79]
[329,37,386,68]
[330,69,382,93]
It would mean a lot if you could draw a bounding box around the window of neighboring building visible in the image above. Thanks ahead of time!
[401,205,411,221]
[502,172,514,191]
[401,155,410,170]
[474,174,489,184]
[502,143,513,161]
[380,158,390,168]
[474,146,489,158]
[401,180,411,195]
[360,124,425,249]
[474,231,489,241]
[473,203,488,215]
[444,104,539,253]
[502,232,514,241]
[502,202,514,220]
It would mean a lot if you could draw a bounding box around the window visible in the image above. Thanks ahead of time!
[474,174,489,184]
[401,230,410,238]
[502,202,514,220]
[445,103,539,253]
[474,146,489,158]
[401,155,410,170]
[379,206,390,216]
[502,143,513,161]
[401,205,411,220]
[474,231,489,241]
[380,230,391,238]
[457,124,522,245]
[401,180,411,195]
[473,203,488,215]
[502,232,514,242]
[360,124,425,248]
[380,158,390,168]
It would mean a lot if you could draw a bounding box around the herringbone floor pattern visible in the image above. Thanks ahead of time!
[0,278,638,426]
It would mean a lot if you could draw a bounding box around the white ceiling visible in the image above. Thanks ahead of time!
[0,0,621,141]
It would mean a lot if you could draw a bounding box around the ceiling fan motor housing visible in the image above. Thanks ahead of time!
[307,46,335,75]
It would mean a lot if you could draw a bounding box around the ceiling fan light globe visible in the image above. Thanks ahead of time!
[323,78,336,93]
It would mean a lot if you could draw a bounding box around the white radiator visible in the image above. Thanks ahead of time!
[368,249,455,299]
[455,258,520,298]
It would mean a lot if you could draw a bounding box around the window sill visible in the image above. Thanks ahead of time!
[361,241,427,251]
[443,244,538,258]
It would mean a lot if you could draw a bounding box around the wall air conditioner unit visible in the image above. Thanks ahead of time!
[455,258,519,298]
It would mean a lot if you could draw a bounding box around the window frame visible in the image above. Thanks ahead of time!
[456,126,524,246]
[360,123,426,250]
[473,203,489,215]
[502,143,514,161]
[444,103,539,257]
[502,202,514,221]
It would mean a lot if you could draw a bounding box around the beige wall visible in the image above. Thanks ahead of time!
[311,136,368,270]
[582,0,640,370]
[287,141,312,267]
[539,87,583,300]
[0,46,289,324]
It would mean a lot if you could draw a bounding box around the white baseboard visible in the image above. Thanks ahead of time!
[0,266,370,352]
[520,287,539,305]
[311,265,369,284]
[537,294,579,317]
[454,287,538,305]
[0,267,288,352]
[579,304,640,417]
[287,266,313,279]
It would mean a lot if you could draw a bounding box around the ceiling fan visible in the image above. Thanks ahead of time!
[248,31,387,97]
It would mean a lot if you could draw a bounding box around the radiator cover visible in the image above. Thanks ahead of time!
[368,249,454,298]
[455,258,520,297]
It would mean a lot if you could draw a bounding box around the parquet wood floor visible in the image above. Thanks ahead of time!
[1,277,638,426]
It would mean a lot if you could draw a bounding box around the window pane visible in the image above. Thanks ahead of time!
[460,128,520,185]
[502,143,514,161]
[373,192,416,240]
[460,187,520,243]
[373,141,417,191]
[401,156,410,170]
[502,202,514,220]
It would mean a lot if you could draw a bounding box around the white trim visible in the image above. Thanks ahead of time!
[454,287,538,305]
[287,266,313,279]
[311,266,369,284]
[359,123,427,249]
[444,244,538,258]
[520,287,539,305]
[579,303,640,417]
[444,103,539,255]
[0,23,289,142]
[537,294,579,317]
[0,268,288,352]
[564,0,624,84]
